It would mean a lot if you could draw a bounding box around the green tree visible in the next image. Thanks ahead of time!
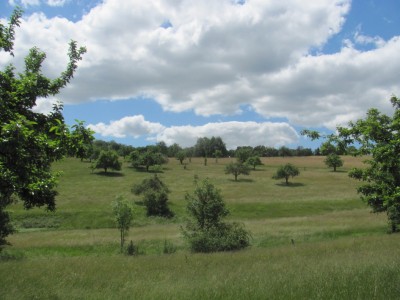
[0,8,88,247]
[176,150,186,165]
[325,153,343,172]
[112,196,133,252]
[213,149,222,163]
[246,156,263,170]
[235,147,253,163]
[273,163,300,185]
[182,179,250,252]
[132,174,173,218]
[225,162,251,181]
[303,96,400,232]
[94,150,122,173]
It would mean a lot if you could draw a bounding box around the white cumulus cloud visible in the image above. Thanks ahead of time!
[4,0,400,131]
[88,115,165,138]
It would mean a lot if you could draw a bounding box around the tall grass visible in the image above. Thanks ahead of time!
[2,155,399,299]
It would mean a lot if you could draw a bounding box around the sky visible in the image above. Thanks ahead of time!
[1,0,400,150]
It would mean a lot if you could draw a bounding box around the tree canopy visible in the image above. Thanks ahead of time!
[0,8,89,246]
[302,96,400,232]
[272,163,300,185]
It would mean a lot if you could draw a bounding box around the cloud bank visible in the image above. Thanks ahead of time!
[3,0,400,145]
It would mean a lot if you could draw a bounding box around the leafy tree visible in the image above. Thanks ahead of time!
[176,150,186,165]
[94,150,122,173]
[246,156,263,170]
[273,163,300,185]
[213,149,222,163]
[325,153,343,172]
[112,196,133,252]
[182,179,250,252]
[0,8,88,246]
[225,162,251,181]
[320,141,337,156]
[69,120,95,161]
[278,146,292,157]
[132,175,173,217]
[303,96,400,232]
[235,147,253,163]
[130,149,168,172]
[167,143,182,157]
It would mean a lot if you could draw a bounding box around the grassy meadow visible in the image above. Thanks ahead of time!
[1,156,400,299]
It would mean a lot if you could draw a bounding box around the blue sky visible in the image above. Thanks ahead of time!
[1,0,400,149]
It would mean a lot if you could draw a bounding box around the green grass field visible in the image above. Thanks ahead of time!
[1,156,400,299]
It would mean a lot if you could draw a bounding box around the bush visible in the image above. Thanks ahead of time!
[132,175,174,218]
[184,222,250,253]
[182,178,251,253]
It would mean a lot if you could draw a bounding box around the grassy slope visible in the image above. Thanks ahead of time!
[1,156,400,299]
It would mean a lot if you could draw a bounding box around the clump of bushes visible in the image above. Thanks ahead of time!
[132,175,174,218]
[182,178,250,253]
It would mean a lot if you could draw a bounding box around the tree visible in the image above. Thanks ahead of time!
[131,174,173,218]
[278,146,292,157]
[94,150,122,173]
[246,156,263,170]
[273,163,300,185]
[225,162,251,181]
[182,179,250,252]
[303,96,400,232]
[130,149,168,172]
[69,120,95,161]
[176,150,186,165]
[213,149,222,163]
[112,196,133,252]
[235,147,253,163]
[325,153,343,172]
[0,8,88,247]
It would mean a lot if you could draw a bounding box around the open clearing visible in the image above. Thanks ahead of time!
[1,156,399,299]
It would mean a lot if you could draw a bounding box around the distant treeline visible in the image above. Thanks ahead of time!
[88,136,355,160]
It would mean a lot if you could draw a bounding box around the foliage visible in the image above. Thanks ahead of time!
[0,8,88,246]
[132,175,173,218]
[303,96,400,232]
[112,196,133,252]
[235,147,253,163]
[176,150,186,165]
[194,136,227,157]
[273,163,300,185]
[213,149,222,163]
[162,239,177,254]
[93,150,121,173]
[130,149,168,172]
[324,153,344,172]
[182,179,250,252]
[225,162,251,181]
[246,156,263,170]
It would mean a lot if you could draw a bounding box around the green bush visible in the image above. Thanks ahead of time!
[162,239,177,254]
[183,178,250,253]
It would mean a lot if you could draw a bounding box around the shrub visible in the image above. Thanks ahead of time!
[182,178,250,252]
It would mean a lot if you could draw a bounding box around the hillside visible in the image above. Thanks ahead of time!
[1,156,399,299]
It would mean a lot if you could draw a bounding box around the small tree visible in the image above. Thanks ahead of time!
[182,179,250,252]
[225,162,251,181]
[235,147,253,164]
[94,150,122,173]
[132,175,173,218]
[213,150,222,163]
[325,153,343,172]
[112,196,133,252]
[246,156,263,170]
[176,150,186,165]
[273,163,300,185]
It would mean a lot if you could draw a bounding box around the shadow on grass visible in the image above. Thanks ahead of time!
[228,178,255,183]
[127,167,165,174]
[275,182,305,187]
[328,169,348,173]
[94,172,125,177]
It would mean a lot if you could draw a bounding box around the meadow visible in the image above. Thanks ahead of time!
[1,156,400,299]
